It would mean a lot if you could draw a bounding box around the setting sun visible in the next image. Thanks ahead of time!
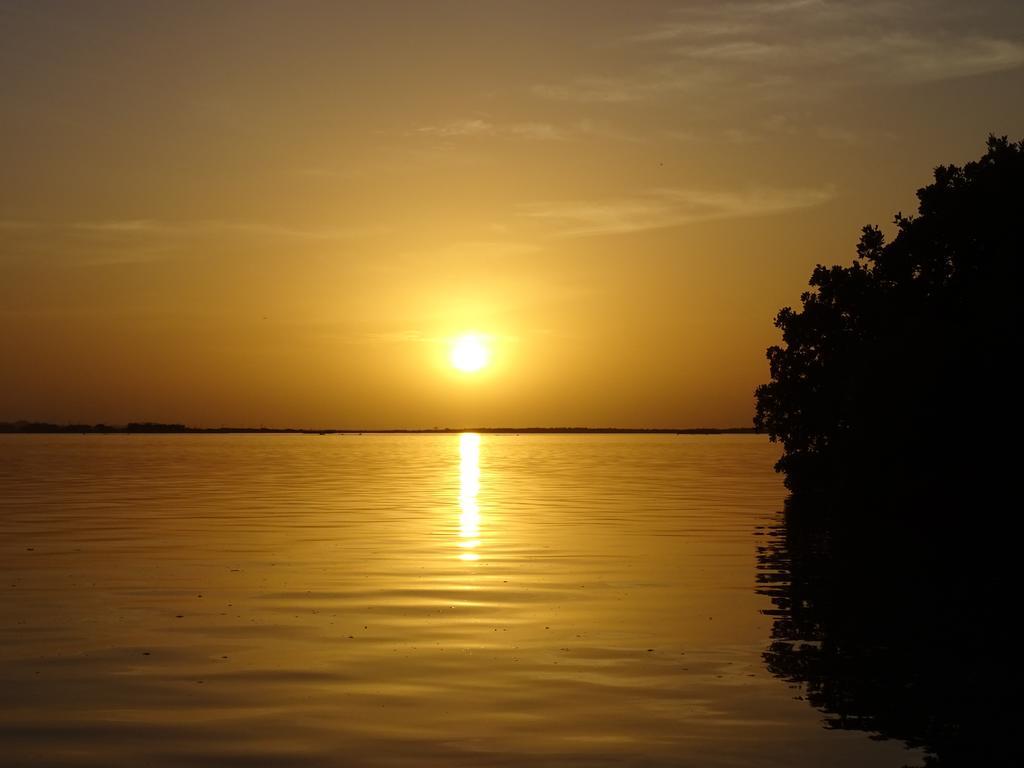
[450,334,490,373]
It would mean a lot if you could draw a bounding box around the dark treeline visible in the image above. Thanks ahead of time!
[0,421,286,434]
[0,421,755,435]
[755,135,1020,514]
[753,136,1023,765]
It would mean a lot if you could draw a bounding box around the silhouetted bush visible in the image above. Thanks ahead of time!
[755,136,1022,516]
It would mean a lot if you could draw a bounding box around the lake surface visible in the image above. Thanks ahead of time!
[0,434,925,767]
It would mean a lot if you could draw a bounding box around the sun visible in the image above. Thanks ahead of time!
[450,334,490,373]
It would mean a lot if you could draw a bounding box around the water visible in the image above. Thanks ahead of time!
[0,434,924,767]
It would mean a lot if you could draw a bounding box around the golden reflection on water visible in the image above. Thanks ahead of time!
[458,432,481,561]
[0,434,924,768]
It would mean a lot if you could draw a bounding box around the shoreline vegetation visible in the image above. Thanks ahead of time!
[753,136,1021,765]
[754,135,1019,510]
[0,421,757,436]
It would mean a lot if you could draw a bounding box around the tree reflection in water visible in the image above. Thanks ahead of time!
[757,499,1020,767]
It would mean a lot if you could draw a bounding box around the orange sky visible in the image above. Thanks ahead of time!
[2,1,1023,428]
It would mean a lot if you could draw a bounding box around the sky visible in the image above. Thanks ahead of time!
[2,0,1023,429]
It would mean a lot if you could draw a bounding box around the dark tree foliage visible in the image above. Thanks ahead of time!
[754,136,1023,765]
[755,136,1022,512]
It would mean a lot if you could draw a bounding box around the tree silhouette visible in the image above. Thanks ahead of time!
[756,502,1020,766]
[754,136,1024,765]
[755,136,1022,511]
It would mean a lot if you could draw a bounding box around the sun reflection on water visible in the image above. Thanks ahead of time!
[458,432,481,561]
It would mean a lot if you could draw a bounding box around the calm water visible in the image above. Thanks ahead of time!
[0,434,923,767]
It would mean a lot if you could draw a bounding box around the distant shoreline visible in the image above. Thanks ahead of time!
[0,421,757,436]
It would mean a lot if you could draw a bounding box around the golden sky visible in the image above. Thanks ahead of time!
[2,1,1023,428]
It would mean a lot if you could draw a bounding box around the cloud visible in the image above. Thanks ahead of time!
[864,35,1024,83]
[683,40,789,62]
[0,219,377,267]
[668,2,1024,84]
[519,186,835,237]
[71,220,372,241]
[532,78,659,104]
[413,119,567,140]
[531,70,719,104]
[676,32,1024,84]
[535,1,1024,104]
[629,19,754,44]
[411,117,645,144]
[661,115,863,146]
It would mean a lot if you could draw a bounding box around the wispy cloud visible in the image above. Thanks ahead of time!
[410,117,645,144]
[631,0,829,44]
[665,112,866,146]
[531,70,721,104]
[666,1,1024,84]
[520,186,835,237]
[412,119,567,140]
[72,219,372,241]
[532,77,661,104]
[536,1,1024,104]
[1,219,377,267]
[629,18,755,44]
[856,35,1024,83]
[676,32,1024,84]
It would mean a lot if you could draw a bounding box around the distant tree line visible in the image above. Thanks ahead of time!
[0,421,188,433]
[0,422,268,434]
[0,422,757,435]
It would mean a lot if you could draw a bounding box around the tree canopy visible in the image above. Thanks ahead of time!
[755,136,1022,511]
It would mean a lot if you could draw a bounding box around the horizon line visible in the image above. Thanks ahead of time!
[1,420,758,436]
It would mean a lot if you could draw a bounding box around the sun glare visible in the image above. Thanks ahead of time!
[451,334,490,373]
